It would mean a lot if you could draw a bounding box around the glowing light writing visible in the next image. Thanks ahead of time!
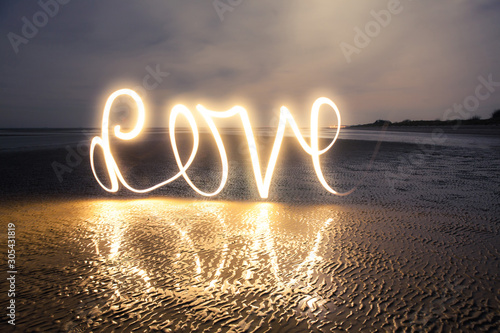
[90,89,350,198]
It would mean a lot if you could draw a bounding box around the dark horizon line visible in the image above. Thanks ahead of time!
[2,113,500,131]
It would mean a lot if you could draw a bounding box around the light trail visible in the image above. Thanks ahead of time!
[90,89,351,198]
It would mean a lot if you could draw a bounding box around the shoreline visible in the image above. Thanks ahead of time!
[1,132,499,211]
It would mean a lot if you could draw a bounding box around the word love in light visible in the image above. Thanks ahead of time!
[90,89,351,199]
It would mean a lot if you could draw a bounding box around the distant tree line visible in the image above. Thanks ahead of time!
[352,109,500,127]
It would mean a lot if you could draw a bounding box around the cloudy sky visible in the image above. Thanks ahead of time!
[1,0,500,128]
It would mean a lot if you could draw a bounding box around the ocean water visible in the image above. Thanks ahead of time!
[1,128,499,152]
[0,129,100,152]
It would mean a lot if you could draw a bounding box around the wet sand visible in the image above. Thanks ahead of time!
[1,133,499,332]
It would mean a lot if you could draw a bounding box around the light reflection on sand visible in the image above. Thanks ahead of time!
[87,198,336,290]
[2,197,498,332]
[71,198,338,331]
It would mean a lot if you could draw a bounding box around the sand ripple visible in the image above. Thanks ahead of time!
[1,198,498,332]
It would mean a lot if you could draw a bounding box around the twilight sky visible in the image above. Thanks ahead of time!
[1,0,500,128]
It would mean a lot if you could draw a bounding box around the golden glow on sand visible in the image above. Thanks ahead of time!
[91,89,350,198]
[85,198,337,293]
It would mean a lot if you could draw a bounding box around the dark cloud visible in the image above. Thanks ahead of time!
[1,0,500,127]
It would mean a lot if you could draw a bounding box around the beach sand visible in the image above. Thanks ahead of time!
[1,133,499,332]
